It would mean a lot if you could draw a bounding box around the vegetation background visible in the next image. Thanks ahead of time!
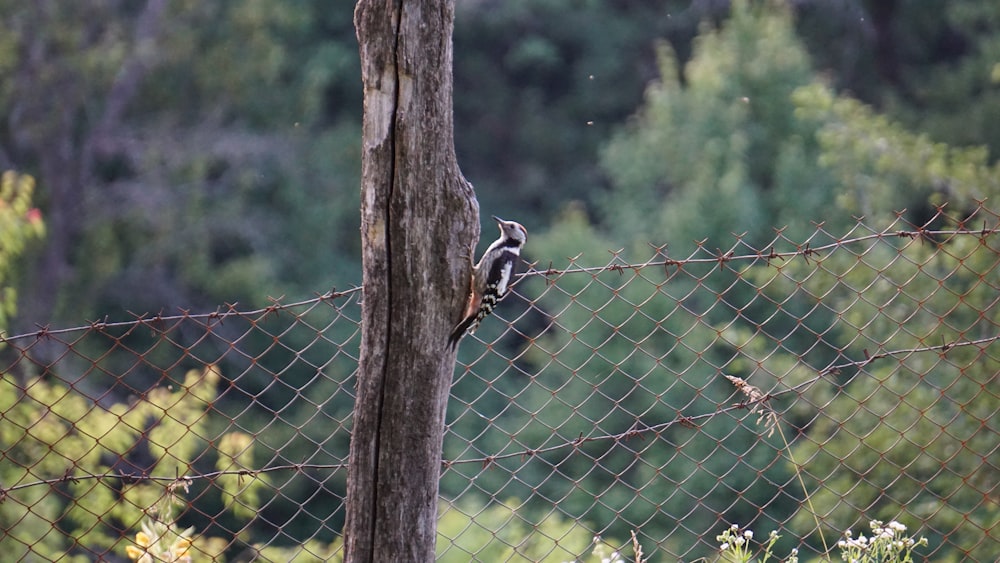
[1,0,998,560]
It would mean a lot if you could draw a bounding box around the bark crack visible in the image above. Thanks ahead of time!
[366,1,405,560]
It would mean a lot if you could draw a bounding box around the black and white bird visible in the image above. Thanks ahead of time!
[448,215,527,348]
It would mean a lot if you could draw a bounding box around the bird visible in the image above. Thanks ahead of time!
[448,215,527,348]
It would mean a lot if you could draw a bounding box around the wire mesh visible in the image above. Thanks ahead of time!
[1,206,998,562]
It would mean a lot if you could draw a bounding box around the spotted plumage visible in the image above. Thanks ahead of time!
[448,216,527,348]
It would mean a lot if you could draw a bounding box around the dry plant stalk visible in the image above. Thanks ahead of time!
[631,530,644,563]
[724,375,778,437]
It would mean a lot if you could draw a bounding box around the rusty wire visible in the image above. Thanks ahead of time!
[1,207,998,561]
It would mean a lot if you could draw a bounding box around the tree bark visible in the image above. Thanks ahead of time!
[345,0,478,561]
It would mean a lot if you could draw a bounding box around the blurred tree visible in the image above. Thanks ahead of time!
[889,3,1000,153]
[2,0,998,559]
[600,0,826,251]
[794,1,1000,156]
[1,0,362,337]
[0,366,262,561]
[774,81,1000,560]
[794,81,1000,220]
[445,3,836,556]
[760,215,1000,560]
[503,205,798,560]
[0,171,44,332]
[437,499,619,562]
[2,0,170,333]
[452,0,721,230]
[501,0,1000,558]
[0,2,364,551]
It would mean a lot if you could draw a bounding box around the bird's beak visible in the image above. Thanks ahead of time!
[492,215,504,224]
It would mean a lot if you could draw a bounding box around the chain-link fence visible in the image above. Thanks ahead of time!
[2,205,998,562]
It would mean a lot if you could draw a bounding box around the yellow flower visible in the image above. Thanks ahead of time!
[126,531,153,562]
[125,545,144,560]
[172,537,193,557]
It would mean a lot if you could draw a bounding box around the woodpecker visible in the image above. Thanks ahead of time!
[448,215,528,348]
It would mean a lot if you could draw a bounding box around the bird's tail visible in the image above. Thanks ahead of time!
[448,315,476,349]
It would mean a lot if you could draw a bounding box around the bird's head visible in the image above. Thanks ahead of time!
[493,215,527,246]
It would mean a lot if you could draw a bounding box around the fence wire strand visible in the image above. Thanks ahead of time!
[1,207,999,561]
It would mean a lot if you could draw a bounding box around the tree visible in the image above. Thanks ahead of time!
[345,0,478,560]
[0,171,44,331]
[0,365,261,561]
[773,80,1000,560]
[504,2,1000,558]
[2,1,363,337]
[3,0,169,335]
[600,0,822,251]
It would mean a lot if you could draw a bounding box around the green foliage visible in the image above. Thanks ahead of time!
[519,2,1000,559]
[144,0,359,128]
[0,2,133,137]
[792,82,1000,221]
[437,499,617,563]
[0,366,266,560]
[216,432,263,522]
[792,2,1000,155]
[486,3,836,555]
[601,0,820,249]
[449,205,800,559]
[880,3,1000,153]
[452,0,702,228]
[4,0,1000,560]
[245,498,622,563]
[726,209,1000,561]
[599,1,1000,248]
[3,0,362,328]
[776,226,1000,560]
[0,171,44,331]
[251,539,343,563]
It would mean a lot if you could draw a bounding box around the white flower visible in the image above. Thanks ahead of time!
[888,521,907,532]
[720,542,730,551]
[743,530,753,539]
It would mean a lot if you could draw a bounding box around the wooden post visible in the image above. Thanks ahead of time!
[345,0,478,560]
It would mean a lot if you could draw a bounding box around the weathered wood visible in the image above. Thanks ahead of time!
[345,0,478,560]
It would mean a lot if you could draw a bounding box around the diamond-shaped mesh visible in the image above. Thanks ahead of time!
[1,206,998,561]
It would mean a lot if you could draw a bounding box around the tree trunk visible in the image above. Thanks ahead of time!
[345,0,478,561]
